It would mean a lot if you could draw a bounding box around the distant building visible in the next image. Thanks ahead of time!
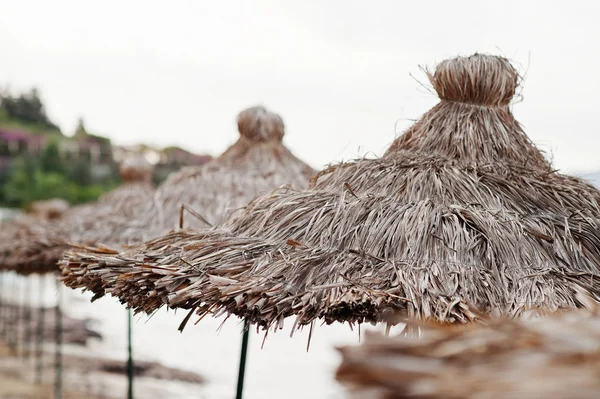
[159,146,213,166]
[0,125,212,183]
[0,127,46,155]
[113,144,212,184]
[0,127,46,173]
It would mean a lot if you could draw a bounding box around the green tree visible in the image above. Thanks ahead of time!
[1,153,114,208]
[0,88,120,209]
[3,156,40,207]
[68,158,93,186]
[39,139,65,174]
[32,170,75,201]
[0,88,61,133]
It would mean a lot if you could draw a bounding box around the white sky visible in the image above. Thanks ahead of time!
[1,0,600,173]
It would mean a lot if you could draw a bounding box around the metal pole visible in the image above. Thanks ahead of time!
[18,275,25,357]
[0,272,7,340]
[0,272,4,336]
[54,279,62,399]
[23,276,32,361]
[8,274,18,354]
[0,272,7,341]
[235,320,250,399]
[6,274,12,350]
[127,309,134,399]
[35,275,45,384]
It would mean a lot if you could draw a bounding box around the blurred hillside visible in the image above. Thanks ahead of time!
[0,87,211,208]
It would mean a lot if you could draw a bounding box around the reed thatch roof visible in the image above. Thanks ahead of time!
[145,105,316,233]
[59,54,600,331]
[336,305,600,399]
[63,106,314,249]
[0,199,70,266]
[3,157,156,275]
[26,199,70,219]
[61,106,315,294]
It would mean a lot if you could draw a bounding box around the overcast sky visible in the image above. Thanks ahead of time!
[1,0,600,174]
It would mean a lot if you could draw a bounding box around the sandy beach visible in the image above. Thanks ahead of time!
[0,340,106,399]
[0,273,398,398]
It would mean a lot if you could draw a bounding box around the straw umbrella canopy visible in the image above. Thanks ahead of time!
[0,198,70,237]
[4,157,156,275]
[144,105,316,233]
[335,306,600,399]
[60,54,600,330]
[0,199,70,267]
[0,158,155,399]
[61,105,316,298]
[59,105,314,399]
[26,199,70,220]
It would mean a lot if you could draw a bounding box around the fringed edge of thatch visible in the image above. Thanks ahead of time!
[335,305,600,399]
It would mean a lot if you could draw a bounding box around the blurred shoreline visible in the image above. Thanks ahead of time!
[0,273,390,399]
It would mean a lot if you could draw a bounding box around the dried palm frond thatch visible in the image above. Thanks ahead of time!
[61,106,315,293]
[60,54,600,331]
[336,306,600,399]
[0,199,70,266]
[145,105,316,234]
[4,157,156,275]
[26,199,70,220]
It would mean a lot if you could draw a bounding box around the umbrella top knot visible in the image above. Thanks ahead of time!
[237,105,285,142]
[429,53,519,107]
[119,156,153,182]
[27,198,70,219]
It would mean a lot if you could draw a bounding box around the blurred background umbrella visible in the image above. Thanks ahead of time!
[335,302,600,399]
[1,155,155,399]
[0,198,69,270]
[3,157,155,275]
[0,198,69,362]
[62,105,316,399]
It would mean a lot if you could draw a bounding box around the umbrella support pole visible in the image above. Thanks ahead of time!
[54,279,62,399]
[2,273,8,341]
[235,320,250,399]
[1,273,9,345]
[35,275,45,384]
[127,308,134,399]
[18,275,25,357]
[6,275,13,351]
[23,276,32,361]
[0,272,4,337]
[8,274,18,354]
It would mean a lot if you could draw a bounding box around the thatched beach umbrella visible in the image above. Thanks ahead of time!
[25,199,70,220]
[0,196,70,287]
[0,199,69,355]
[335,305,600,399]
[0,199,69,267]
[3,157,155,275]
[2,156,154,398]
[14,156,154,399]
[0,201,65,366]
[62,105,316,398]
[63,105,316,295]
[60,54,600,334]
[146,105,315,232]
